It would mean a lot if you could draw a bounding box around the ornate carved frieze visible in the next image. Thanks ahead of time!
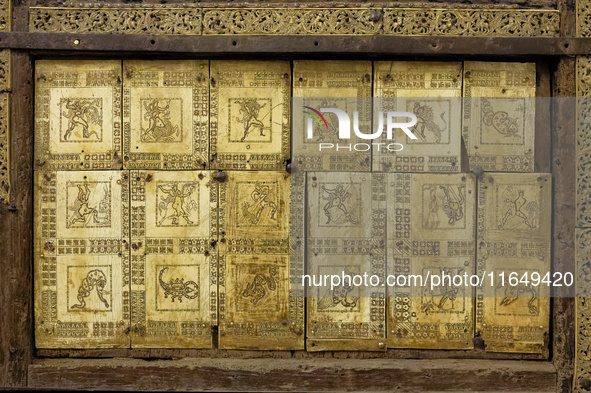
[0,93,8,204]
[28,6,559,37]
[383,8,559,37]
[30,5,202,35]
[576,228,591,391]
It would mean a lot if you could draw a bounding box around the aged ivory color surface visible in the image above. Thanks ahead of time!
[463,62,536,172]
[34,170,129,348]
[373,62,462,173]
[387,173,476,349]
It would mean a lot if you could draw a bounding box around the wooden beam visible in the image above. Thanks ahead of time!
[28,358,557,391]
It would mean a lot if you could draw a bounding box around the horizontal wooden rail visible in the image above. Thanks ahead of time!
[0,32,588,56]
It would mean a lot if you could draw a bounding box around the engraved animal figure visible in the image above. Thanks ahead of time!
[482,98,520,138]
[70,269,109,309]
[234,99,268,142]
[318,270,359,310]
[241,267,278,305]
[240,182,278,225]
[69,183,110,227]
[422,276,459,314]
[499,186,540,230]
[142,99,180,142]
[498,281,538,315]
[158,183,198,226]
[158,267,199,302]
[440,185,465,226]
[412,102,446,143]
[321,184,359,225]
[62,99,101,141]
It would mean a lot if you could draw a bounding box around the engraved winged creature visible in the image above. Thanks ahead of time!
[71,269,110,310]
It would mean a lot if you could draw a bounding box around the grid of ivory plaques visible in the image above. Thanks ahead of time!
[34,60,550,353]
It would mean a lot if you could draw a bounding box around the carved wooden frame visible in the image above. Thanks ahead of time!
[0,0,581,391]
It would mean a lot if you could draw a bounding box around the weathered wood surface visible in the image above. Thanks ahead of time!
[28,358,557,392]
[0,51,33,388]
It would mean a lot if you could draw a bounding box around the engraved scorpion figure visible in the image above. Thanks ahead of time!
[241,267,278,305]
[412,102,446,143]
[62,99,101,141]
[70,269,109,310]
[158,267,199,302]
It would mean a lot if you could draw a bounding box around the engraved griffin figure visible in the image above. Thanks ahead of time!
[157,183,198,226]
[498,186,540,230]
[62,99,101,141]
[321,184,359,225]
[241,266,278,305]
[482,98,520,138]
[70,269,109,310]
[158,267,199,302]
[240,182,278,225]
[412,102,446,143]
[318,269,359,310]
[141,99,180,142]
[234,99,268,142]
[69,183,110,227]
[497,281,538,315]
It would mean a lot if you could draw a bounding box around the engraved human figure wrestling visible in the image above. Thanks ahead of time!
[70,269,109,309]
[62,99,101,141]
